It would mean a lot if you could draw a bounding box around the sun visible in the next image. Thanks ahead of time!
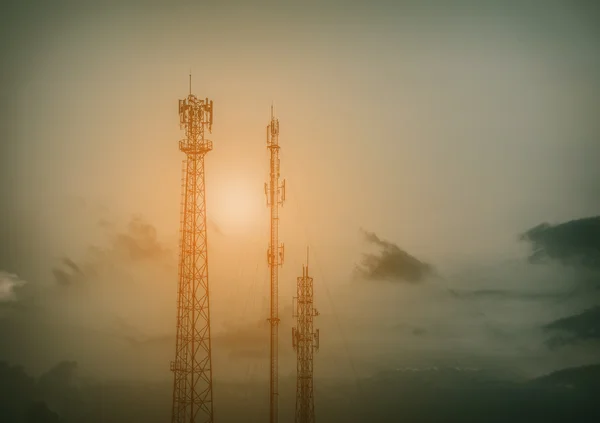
[211,178,263,234]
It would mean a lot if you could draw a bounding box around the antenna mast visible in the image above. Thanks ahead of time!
[292,248,319,423]
[265,106,285,423]
[171,82,215,423]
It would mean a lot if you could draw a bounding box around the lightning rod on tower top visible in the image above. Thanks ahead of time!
[170,78,216,423]
[266,105,285,423]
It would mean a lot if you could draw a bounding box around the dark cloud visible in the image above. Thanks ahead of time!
[0,362,36,422]
[0,212,179,380]
[51,268,72,287]
[2,358,600,423]
[38,361,78,392]
[52,258,85,287]
[519,216,600,350]
[62,258,83,275]
[520,216,600,269]
[38,361,83,420]
[50,215,174,287]
[25,402,61,423]
[0,361,76,423]
[112,215,171,261]
[457,289,568,301]
[544,306,600,348]
[360,365,600,423]
[356,230,433,282]
[0,360,170,423]
[532,363,600,391]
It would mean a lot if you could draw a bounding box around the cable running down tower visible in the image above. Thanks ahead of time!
[170,77,215,423]
[265,106,286,423]
[292,249,320,423]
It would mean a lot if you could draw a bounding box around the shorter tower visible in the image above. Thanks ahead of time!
[292,249,320,423]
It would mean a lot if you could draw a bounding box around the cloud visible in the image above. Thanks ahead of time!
[0,212,179,381]
[26,402,61,423]
[532,363,600,391]
[3,357,600,423]
[356,230,433,282]
[112,318,173,349]
[50,215,174,287]
[0,361,65,423]
[213,318,269,356]
[455,288,569,301]
[112,215,171,261]
[208,219,225,237]
[544,306,600,348]
[37,361,84,420]
[0,271,26,302]
[38,361,78,392]
[360,365,600,423]
[51,258,85,287]
[518,216,600,350]
[212,304,296,360]
[520,216,600,269]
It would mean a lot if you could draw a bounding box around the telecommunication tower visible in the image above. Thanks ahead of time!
[292,249,320,423]
[265,105,286,423]
[170,76,215,423]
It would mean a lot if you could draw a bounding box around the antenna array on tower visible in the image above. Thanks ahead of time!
[170,79,216,423]
[166,87,319,423]
[265,107,286,423]
[293,249,320,423]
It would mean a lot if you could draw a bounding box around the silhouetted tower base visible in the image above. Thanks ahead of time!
[170,79,216,423]
[293,250,319,423]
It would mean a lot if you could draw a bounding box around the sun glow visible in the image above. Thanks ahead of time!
[211,179,263,234]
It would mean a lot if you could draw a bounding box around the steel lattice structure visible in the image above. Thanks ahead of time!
[292,250,319,423]
[170,80,215,423]
[265,106,285,423]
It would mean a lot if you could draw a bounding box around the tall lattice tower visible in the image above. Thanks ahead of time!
[292,249,320,423]
[170,77,215,423]
[265,106,285,423]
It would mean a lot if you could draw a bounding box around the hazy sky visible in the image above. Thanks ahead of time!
[1,1,599,421]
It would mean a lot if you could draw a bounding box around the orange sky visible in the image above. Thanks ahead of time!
[1,0,599,384]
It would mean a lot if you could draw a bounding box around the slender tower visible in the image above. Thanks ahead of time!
[265,106,285,423]
[170,77,215,423]
[292,249,320,423]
